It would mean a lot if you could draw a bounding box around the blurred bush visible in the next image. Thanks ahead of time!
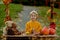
[12,0,60,8]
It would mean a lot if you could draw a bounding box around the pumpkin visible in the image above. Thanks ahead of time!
[41,27,49,35]
[49,28,56,35]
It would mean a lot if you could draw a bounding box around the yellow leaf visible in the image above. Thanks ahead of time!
[46,9,51,14]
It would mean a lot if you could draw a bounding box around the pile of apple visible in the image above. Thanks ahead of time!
[41,27,56,35]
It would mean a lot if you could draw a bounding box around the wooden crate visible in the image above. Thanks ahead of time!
[4,35,58,40]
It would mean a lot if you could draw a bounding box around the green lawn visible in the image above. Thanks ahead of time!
[38,6,60,40]
[0,3,23,37]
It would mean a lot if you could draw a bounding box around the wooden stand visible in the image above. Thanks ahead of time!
[4,35,58,40]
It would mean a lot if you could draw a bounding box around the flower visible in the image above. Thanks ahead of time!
[3,0,12,5]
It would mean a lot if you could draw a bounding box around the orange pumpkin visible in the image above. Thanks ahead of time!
[41,27,49,35]
[49,28,56,35]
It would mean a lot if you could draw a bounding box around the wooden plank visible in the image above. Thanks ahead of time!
[3,35,58,40]
[5,35,58,38]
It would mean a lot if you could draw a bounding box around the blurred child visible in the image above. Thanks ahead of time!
[25,10,42,35]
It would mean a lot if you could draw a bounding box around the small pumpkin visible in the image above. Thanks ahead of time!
[49,28,56,35]
[41,27,49,35]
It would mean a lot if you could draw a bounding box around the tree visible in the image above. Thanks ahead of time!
[12,0,20,4]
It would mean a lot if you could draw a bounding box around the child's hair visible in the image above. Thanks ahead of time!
[30,10,38,15]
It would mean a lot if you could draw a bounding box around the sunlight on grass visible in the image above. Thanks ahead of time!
[0,4,23,27]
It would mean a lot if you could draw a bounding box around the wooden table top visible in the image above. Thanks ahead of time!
[5,35,58,38]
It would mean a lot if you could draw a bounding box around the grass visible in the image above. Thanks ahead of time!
[0,3,23,27]
[0,3,23,37]
[38,6,60,40]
